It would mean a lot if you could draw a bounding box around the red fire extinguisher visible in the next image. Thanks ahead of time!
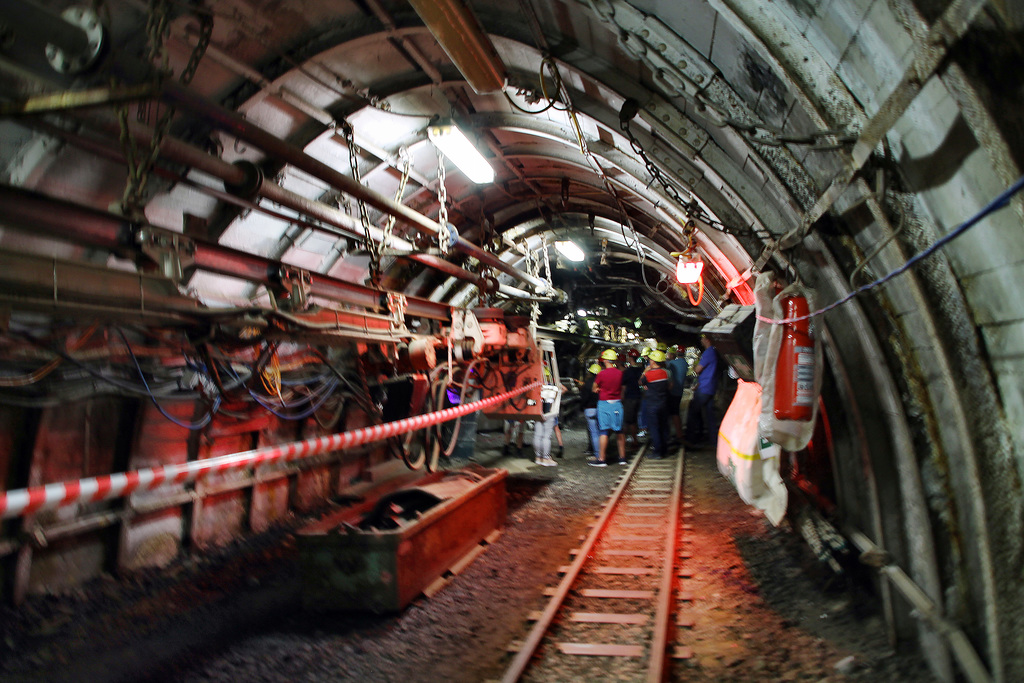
[774,295,815,421]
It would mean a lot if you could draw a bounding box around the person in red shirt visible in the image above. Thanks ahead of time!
[591,349,627,467]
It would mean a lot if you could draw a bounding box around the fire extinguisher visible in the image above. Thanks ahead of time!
[774,295,815,421]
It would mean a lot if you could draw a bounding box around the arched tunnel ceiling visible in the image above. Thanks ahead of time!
[2,1,1024,679]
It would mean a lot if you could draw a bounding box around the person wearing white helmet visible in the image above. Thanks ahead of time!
[591,349,627,467]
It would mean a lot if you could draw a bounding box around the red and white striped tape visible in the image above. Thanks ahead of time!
[0,382,539,520]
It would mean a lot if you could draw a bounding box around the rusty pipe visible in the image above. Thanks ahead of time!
[159,81,551,294]
[63,113,493,292]
[0,184,451,321]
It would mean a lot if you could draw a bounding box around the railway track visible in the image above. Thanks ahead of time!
[501,446,691,682]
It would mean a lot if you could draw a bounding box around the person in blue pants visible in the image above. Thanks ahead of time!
[685,336,720,447]
[581,363,601,457]
[640,350,671,459]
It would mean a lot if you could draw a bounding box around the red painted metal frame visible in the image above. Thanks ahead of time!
[0,381,539,519]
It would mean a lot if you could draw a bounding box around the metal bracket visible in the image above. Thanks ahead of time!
[45,6,105,75]
[276,265,312,311]
[135,227,196,283]
[386,291,408,331]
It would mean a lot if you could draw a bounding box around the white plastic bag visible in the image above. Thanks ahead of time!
[716,380,788,526]
[754,275,823,452]
[716,379,762,486]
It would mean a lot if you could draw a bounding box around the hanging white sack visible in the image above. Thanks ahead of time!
[716,379,763,495]
[715,380,789,526]
[754,273,824,452]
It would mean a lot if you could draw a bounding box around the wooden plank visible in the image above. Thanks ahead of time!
[678,591,694,601]
[676,615,696,628]
[557,643,643,657]
[593,566,656,575]
[673,646,694,659]
[571,612,649,625]
[606,534,663,541]
[571,548,656,557]
[581,588,654,599]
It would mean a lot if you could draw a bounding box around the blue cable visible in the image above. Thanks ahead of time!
[762,173,1024,324]
[117,330,221,431]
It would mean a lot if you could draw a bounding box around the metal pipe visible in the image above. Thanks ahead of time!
[405,0,506,93]
[847,529,993,683]
[159,82,550,294]
[0,185,450,321]
[68,112,492,292]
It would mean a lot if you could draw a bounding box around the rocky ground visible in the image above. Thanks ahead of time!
[0,421,932,682]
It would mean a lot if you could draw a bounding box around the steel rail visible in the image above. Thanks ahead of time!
[646,450,684,682]
[160,82,552,295]
[500,445,648,683]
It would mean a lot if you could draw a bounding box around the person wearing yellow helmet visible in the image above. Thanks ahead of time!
[592,349,627,467]
[581,361,602,457]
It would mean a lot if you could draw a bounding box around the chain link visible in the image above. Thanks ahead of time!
[382,147,411,251]
[342,121,381,286]
[436,150,451,256]
[618,101,758,239]
[118,3,212,220]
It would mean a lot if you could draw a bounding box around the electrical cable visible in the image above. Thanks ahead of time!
[116,329,221,430]
[758,173,1024,325]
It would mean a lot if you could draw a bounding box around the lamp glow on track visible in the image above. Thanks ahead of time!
[427,124,494,183]
[555,240,585,262]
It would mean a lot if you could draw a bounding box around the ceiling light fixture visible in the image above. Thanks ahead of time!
[675,256,704,284]
[576,308,587,317]
[555,240,585,262]
[427,124,494,183]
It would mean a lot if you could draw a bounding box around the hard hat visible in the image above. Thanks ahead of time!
[627,348,640,359]
[600,348,618,361]
[648,349,666,363]
[588,363,601,374]
[656,342,668,352]
[640,347,650,357]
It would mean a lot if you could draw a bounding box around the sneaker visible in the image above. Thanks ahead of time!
[555,445,564,459]
[588,458,607,468]
[540,457,558,467]
[618,459,629,465]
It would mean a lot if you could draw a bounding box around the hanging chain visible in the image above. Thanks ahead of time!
[118,3,212,220]
[436,150,452,256]
[342,121,381,286]
[682,218,698,257]
[617,100,757,240]
[382,147,411,251]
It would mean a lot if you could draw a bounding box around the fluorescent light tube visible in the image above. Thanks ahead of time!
[555,240,585,262]
[428,124,494,183]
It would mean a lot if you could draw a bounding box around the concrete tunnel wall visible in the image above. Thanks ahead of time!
[0,1,1022,681]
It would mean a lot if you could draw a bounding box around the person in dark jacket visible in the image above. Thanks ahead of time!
[640,349,672,459]
[620,355,643,448]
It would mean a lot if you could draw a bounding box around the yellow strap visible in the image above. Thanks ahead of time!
[717,430,760,461]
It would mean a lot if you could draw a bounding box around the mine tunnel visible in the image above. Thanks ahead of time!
[0,0,1022,681]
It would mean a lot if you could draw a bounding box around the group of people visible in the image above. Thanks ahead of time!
[502,337,722,467]
[580,337,721,467]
